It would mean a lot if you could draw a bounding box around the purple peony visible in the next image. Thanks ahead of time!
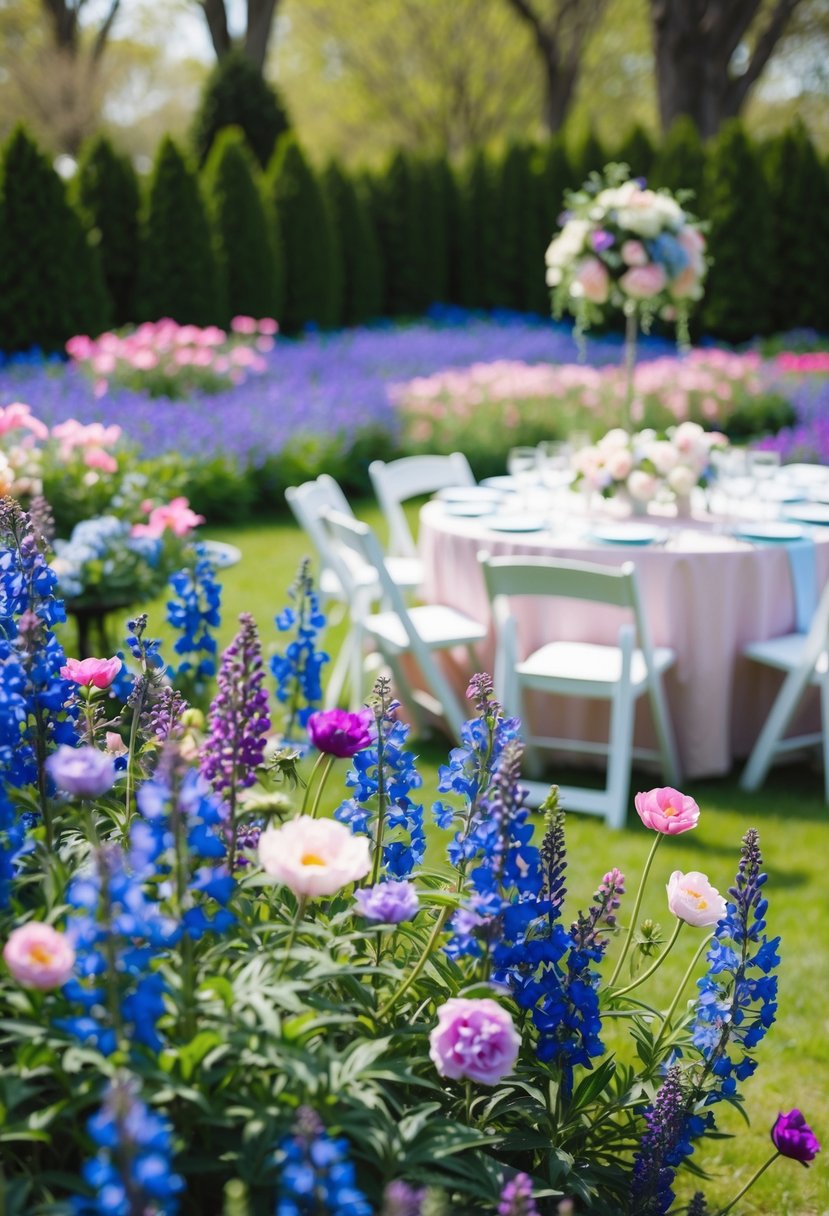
[354,880,419,924]
[429,997,520,1086]
[46,745,116,798]
[307,708,373,757]
[771,1110,821,1165]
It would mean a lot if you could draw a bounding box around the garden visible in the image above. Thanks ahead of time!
[2,3,829,1212]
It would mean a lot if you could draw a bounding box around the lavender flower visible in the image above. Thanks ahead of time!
[354,880,419,924]
[497,1172,539,1216]
[382,1180,427,1216]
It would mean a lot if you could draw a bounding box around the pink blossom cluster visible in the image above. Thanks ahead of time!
[572,421,727,502]
[776,351,829,374]
[66,316,278,399]
[0,402,48,497]
[131,496,205,539]
[52,418,122,475]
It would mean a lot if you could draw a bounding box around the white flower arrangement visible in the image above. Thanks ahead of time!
[572,421,727,505]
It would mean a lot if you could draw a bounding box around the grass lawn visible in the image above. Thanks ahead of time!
[133,504,829,1214]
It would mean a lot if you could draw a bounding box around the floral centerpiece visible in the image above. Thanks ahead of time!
[572,420,727,513]
[546,164,708,431]
[0,498,820,1216]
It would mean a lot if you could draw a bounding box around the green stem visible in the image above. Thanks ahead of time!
[370,721,387,886]
[307,755,334,819]
[714,1152,779,1216]
[123,686,145,832]
[613,918,683,998]
[653,931,713,1052]
[623,308,637,433]
[277,895,307,980]
[377,906,450,1020]
[300,751,327,816]
[608,832,663,988]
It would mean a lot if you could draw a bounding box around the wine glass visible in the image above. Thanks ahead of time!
[749,450,782,519]
[538,440,574,525]
[507,446,539,510]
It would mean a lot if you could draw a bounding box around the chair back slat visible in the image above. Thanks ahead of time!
[481,554,637,610]
[369,452,474,558]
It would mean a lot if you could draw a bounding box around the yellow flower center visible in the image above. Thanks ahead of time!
[664,805,677,816]
[29,945,55,965]
[300,852,327,867]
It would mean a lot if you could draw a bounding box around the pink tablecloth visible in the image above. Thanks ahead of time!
[419,501,829,778]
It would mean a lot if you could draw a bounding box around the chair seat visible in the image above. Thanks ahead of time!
[366,604,486,652]
[517,641,676,694]
[744,632,828,679]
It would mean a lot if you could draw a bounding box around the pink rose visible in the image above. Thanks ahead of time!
[84,448,118,474]
[621,240,648,267]
[666,870,726,927]
[231,315,257,334]
[3,922,75,989]
[635,787,700,835]
[131,497,205,539]
[574,257,610,304]
[429,997,520,1086]
[606,449,633,480]
[60,656,122,689]
[619,264,667,299]
[258,816,371,898]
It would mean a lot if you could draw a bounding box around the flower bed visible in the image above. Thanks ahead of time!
[0,503,822,1215]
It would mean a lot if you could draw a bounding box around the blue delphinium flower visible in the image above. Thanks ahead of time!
[690,827,780,1107]
[271,558,328,741]
[166,544,221,684]
[335,678,424,879]
[275,1107,372,1216]
[72,1073,184,1215]
[629,1064,691,1216]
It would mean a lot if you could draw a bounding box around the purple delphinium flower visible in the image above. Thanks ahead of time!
[381,1180,427,1216]
[354,880,419,924]
[771,1110,821,1165]
[570,866,625,954]
[497,1172,539,1216]
[590,229,614,252]
[629,1064,691,1215]
[308,707,373,758]
[46,745,116,799]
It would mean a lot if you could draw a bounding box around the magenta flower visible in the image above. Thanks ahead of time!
[46,745,116,798]
[307,708,374,758]
[771,1110,821,1165]
[60,655,122,689]
[634,787,700,835]
[429,997,520,1086]
[3,923,75,989]
[354,880,419,924]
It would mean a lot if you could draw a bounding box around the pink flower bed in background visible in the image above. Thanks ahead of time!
[776,352,829,374]
[66,316,277,400]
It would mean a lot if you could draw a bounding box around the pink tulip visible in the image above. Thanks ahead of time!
[666,870,726,926]
[429,998,520,1086]
[635,787,700,835]
[3,922,75,989]
[258,816,371,897]
[60,656,122,689]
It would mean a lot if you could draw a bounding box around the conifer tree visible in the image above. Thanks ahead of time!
[203,126,281,325]
[651,115,706,209]
[417,156,449,307]
[266,134,337,332]
[615,124,656,180]
[139,136,223,326]
[373,150,426,317]
[704,121,774,341]
[193,49,290,168]
[322,160,382,326]
[458,148,498,310]
[73,134,140,326]
[571,128,606,186]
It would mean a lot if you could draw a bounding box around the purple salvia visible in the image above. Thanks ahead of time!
[381,1180,427,1216]
[686,1193,709,1216]
[629,1064,688,1216]
[497,1172,539,1216]
[143,686,188,744]
[570,866,626,954]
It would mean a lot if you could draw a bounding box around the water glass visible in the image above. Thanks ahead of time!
[507,446,539,508]
[749,450,782,517]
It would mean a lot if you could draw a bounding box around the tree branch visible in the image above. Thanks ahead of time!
[90,0,121,65]
[245,0,280,72]
[725,0,802,109]
[201,0,233,59]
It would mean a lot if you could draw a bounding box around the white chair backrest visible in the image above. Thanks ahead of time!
[479,553,658,670]
[285,475,355,593]
[321,508,413,632]
[369,452,475,559]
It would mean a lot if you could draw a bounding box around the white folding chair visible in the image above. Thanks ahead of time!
[285,476,421,708]
[320,508,487,737]
[740,577,829,799]
[479,553,681,828]
[369,452,475,560]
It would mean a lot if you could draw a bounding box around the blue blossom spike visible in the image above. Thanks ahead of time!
[275,1107,372,1216]
[629,1064,691,1216]
[271,558,328,741]
[166,543,222,686]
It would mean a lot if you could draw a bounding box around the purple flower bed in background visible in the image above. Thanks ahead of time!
[0,313,678,469]
[759,378,829,463]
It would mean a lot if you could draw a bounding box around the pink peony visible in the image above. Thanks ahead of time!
[131,497,205,539]
[429,997,520,1086]
[83,448,118,474]
[619,264,667,299]
[258,816,371,897]
[3,922,75,989]
[60,656,122,689]
[666,870,726,927]
[621,240,648,267]
[635,787,700,835]
[573,257,610,304]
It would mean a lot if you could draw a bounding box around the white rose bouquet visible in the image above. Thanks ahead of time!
[572,421,727,507]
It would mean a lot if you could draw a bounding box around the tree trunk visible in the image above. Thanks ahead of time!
[245,0,279,72]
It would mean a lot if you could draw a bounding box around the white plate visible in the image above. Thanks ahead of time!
[781,463,829,487]
[589,524,666,546]
[782,503,829,526]
[436,486,502,505]
[441,501,495,517]
[805,485,829,504]
[480,476,519,491]
[199,540,242,568]
[732,522,805,543]
[486,515,546,533]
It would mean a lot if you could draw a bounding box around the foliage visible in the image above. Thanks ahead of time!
[703,121,774,343]
[321,161,383,328]
[492,142,539,313]
[0,124,110,353]
[138,136,224,328]
[266,134,339,333]
[192,47,291,168]
[373,150,428,317]
[458,148,498,310]
[73,133,141,327]
[649,116,705,205]
[203,127,283,325]
[614,123,656,179]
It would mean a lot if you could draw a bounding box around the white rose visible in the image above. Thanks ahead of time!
[606,449,633,480]
[598,427,630,453]
[646,441,679,475]
[627,470,659,502]
[667,464,698,496]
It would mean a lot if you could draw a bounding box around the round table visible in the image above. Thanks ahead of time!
[419,493,829,778]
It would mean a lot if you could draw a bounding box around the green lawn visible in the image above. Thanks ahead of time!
[133,506,828,1213]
